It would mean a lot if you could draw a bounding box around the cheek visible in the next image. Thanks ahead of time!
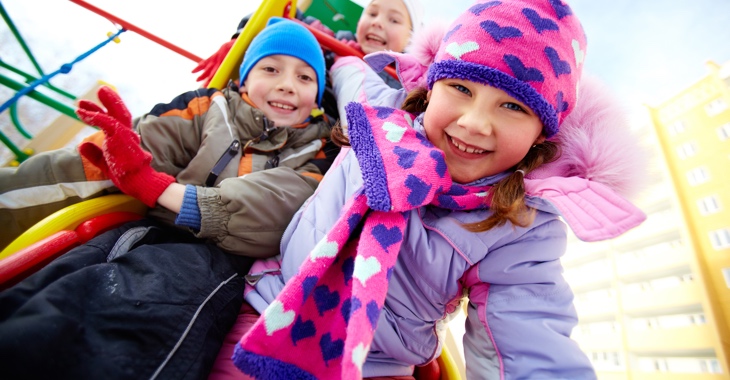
[355,18,369,38]
[386,27,410,51]
[422,109,444,142]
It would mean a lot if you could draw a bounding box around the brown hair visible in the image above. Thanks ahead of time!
[333,88,560,232]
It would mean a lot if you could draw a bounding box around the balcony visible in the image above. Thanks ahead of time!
[616,248,691,278]
[627,324,716,351]
[621,281,701,312]
[605,373,726,380]
[574,332,623,351]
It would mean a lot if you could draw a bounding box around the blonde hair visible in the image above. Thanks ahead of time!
[334,88,560,232]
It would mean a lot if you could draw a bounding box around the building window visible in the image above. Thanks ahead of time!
[697,195,721,215]
[699,359,722,374]
[638,356,722,373]
[589,351,624,371]
[717,122,730,141]
[668,120,686,135]
[709,228,730,250]
[654,359,669,372]
[723,268,730,288]
[705,98,728,116]
[686,166,710,186]
[676,141,698,159]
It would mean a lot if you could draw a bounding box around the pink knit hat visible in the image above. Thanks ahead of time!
[427,0,587,138]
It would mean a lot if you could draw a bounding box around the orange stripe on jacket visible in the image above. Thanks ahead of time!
[238,148,254,177]
[301,172,324,182]
[158,94,213,120]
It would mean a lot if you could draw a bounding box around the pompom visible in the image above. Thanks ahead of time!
[530,75,653,200]
[405,22,448,67]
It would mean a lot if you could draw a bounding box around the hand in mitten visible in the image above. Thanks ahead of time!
[340,38,362,54]
[308,19,335,37]
[192,39,236,87]
[76,86,175,207]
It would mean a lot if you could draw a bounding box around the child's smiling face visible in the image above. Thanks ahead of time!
[356,0,413,54]
[423,79,545,184]
[241,55,319,127]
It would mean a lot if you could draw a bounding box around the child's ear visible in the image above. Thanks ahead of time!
[534,135,546,145]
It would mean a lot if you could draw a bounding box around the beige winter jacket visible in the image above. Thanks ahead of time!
[0,86,335,256]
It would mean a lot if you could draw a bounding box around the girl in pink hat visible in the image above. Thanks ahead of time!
[231,0,650,379]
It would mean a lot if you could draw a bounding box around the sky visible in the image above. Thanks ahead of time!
[2,0,730,160]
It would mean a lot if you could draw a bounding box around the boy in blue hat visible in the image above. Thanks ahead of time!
[0,17,338,379]
[1,17,335,256]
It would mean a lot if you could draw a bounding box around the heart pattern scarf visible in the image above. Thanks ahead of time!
[232,103,492,379]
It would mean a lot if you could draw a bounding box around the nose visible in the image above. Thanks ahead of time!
[276,75,295,93]
[459,107,492,136]
[369,14,384,29]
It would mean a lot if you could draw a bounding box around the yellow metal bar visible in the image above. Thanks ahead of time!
[208,0,298,89]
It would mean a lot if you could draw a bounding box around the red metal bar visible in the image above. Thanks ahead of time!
[69,0,202,63]
[295,20,398,80]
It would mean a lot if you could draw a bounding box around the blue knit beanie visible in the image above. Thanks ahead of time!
[239,17,326,106]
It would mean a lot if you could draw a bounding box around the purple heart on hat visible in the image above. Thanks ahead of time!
[480,20,523,42]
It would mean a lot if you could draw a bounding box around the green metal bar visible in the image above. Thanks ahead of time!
[0,60,76,100]
[0,73,80,120]
[0,129,30,163]
[10,103,33,139]
[0,1,45,77]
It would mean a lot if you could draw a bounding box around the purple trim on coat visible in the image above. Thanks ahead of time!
[427,60,559,138]
[344,102,392,212]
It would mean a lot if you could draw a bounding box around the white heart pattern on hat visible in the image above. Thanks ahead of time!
[445,41,479,60]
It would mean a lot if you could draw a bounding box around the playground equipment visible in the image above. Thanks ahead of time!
[0,0,207,166]
[0,1,466,377]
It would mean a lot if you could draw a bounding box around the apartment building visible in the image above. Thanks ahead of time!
[565,60,730,379]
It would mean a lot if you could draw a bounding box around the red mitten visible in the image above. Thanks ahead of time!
[192,39,236,87]
[76,86,175,207]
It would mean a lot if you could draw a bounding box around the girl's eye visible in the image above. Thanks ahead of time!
[262,66,277,73]
[390,18,402,24]
[450,84,471,96]
[299,74,314,82]
[503,102,526,112]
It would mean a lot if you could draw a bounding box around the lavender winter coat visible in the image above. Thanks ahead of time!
[243,33,648,379]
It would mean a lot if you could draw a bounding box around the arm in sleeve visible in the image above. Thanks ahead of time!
[0,132,116,247]
[193,166,319,257]
[330,57,408,128]
[463,220,596,380]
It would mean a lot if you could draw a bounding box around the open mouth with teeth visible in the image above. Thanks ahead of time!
[448,135,487,154]
[365,33,386,46]
[269,101,296,111]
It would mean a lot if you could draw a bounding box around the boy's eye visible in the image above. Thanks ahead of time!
[299,74,314,82]
[390,18,402,24]
[503,102,526,112]
[262,66,277,73]
[450,83,471,96]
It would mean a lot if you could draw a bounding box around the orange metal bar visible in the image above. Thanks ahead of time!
[69,0,202,63]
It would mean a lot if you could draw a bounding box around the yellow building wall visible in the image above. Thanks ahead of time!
[648,61,730,373]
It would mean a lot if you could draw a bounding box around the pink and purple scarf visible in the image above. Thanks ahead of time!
[232,103,492,379]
